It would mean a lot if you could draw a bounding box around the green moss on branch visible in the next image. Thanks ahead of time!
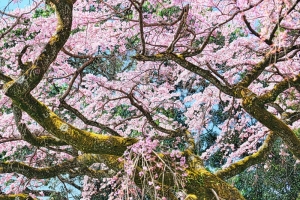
[215,132,277,179]
[10,93,137,156]
[0,194,36,200]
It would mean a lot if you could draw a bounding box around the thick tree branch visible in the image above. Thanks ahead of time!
[215,131,277,179]
[282,111,300,124]
[127,92,181,137]
[17,45,32,71]
[259,73,300,104]
[0,194,36,200]
[235,44,300,89]
[11,93,137,155]
[0,72,13,83]
[0,153,118,179]
[133,53,235,97]
[241,87,300,159]
[3,0,137,156]
[4,0,74,97]
[59,100,121,136]
[60,58,95,101]
[13,105,68,147]
[0,159,77,179]
[185,168,245,199]
[167,5,189,53]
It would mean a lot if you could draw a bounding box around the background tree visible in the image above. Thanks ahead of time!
[0,0,300,199]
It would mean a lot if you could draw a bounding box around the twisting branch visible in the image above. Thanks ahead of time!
[127,90,182,137]
[277,49,300,62]
[0,153,117,180]
[9,91,137,155]
[12,105,68,147]
[0,1,41,40]
[182,0,264,57]
[235,44,300,89]
[0,194,36,200]
[0,72,13,83]
[215,131,277,179]
[133,53,235,97]
[259,73,300,104]
[269,0,299,43]
[167,5,189,53]
[0,17,22,40]
[59,100,122,136]
[242,15,271,44]
[4,0,75,97]
[241,87,300,159]
[60,57,95,101]
[17,45,32,71]
[206,61,230,86]
[0,159,78,179]
[243,0,299,46]
[61,47,92,59]
[94,83,183,137]
[281,111,300,125]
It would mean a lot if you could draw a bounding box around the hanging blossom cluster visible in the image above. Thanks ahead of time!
[87,138,189,200]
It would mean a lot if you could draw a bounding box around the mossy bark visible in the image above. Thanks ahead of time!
[185,168,245,200]
[0,194,36,200]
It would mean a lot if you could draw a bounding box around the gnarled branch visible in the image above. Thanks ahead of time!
[215,131,277,179]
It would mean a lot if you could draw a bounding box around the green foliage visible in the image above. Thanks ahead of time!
[49,83,68,97]
[0,151,9,162]
[11,28,28,37]
[209,32,225,49]
[193,27,245,49]
[192,32,225,50]
[157,107,177,119]
[33,7,55,18]
[295,128,300,137]
[70,27,85,35]
[158,6,181,18]
[126,34,140,49]
[142,2,157,13]
[49,188,68,200]
[142,1,181,20]
[0,40,16,50]
[13,146,34,161]
[229,28,245,43]
[112,104,132,118]
[129,130,143,137]
[110,3,134,21]
[160,137,186,151]
[229,139,300,200]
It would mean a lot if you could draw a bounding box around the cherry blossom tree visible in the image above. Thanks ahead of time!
[0,0,300,199]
